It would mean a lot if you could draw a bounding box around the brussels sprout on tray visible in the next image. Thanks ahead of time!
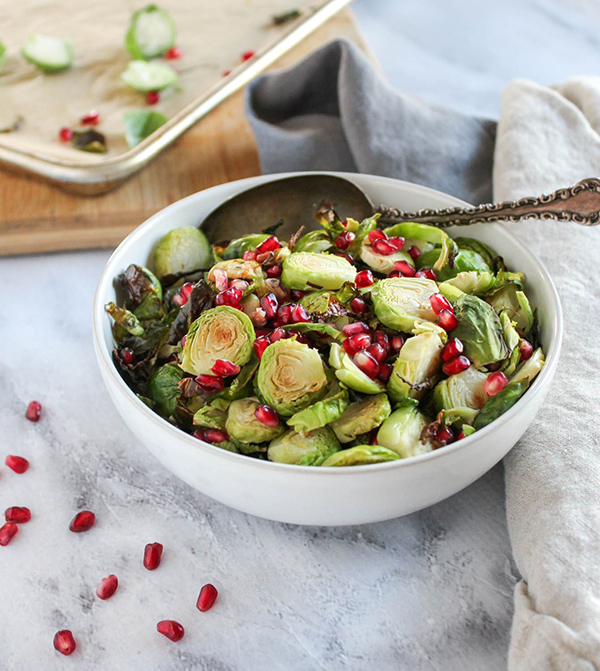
[106,201,545,467]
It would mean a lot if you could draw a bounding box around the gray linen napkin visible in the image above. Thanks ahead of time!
[246,39,600,668]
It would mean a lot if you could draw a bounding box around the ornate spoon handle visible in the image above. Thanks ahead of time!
[376,177,600,228]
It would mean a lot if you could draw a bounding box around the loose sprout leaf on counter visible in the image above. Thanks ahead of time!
[124,110,168,148]
[0,41,5,70]
[105,199,546,467]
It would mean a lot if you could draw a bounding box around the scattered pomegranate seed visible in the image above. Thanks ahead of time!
[343,333,371,355]
[254,336,271,360]
[5,506,31,523]
[438,309,459,331]
[242,251,257,261]
[212,360,240,377]
[374,331,390,353]
[437,427,455,445]
[260,293,279,320]
[255,404,279,427]
[197,583,218,612]
[69,511,96,533]
[485,371,509,396]
[241,50,255,62]
[59,127,73,142]
[442,355,470,376]
[407,245,422,261]
[0,522,18,546]
[269,327,287,342]
[387,236,405,251]
[353,350,380,378]
[81,110,100,126]
[5,455,29,474]
[342,322,369,336]
[204,429,228,444]
[350,296,368,313]
[195,374,225,392]
[255,236,281,254]
[165,46,182,59]
[215,287,243,307]
[266,264,282,278]
[367,343,387,363]
[144,542,164,570]
[378,362,393,383]
[222,69,232,77]
[291,290,306,301]
[415,268,437,280]
[53,630,76,656]
[430,293,453,315]
[157,620,185,642]
[335,231,355,250]
[372,239,396,256]
[519,339,533,361]
[368,230,387,244]
[213,268,229,292]
[25,400,42,422]
[96,574,118,600]
[146,90,160,105]
[442,338,464,362]
[392,261,416,277]
[120,348,135,364]
[290,304,311,323]
[355,269,374,288]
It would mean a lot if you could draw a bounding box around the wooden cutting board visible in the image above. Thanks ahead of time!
[0,9,371,257]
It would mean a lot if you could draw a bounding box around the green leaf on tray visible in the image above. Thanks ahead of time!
[123,110,168,148]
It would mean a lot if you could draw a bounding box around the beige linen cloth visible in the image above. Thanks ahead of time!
[496,78,600,670]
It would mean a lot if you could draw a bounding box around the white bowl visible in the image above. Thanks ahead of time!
[93,172,562,526]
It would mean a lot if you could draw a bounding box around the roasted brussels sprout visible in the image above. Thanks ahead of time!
[359,242,414,275]
[193,399,229,430]
[181,306,255,376]
[207,259,265,284]
[293,230,333,254]
[377,407,433,458]
[487,283,534,336]
[281,253,357,291]
[473,380,528,430]
[321,445,400,466]
[329,393,391,443]
[329,344,386,394]
[511,347,545,385]
[499,312,522,377]
[370,277,438,332]
[125,4,177,60]
[419,249,491,281]
[118,264,163,320]
[105,302,144,336]
[454,237,498,268]
[268,427,340,465]
[383,222,458,271]
[387,331,444,403]
[226,397,285,443]
[432,366,488,426]
[256,339,328,416]
[439,271,495,296]
[287,384,349,433]
[154,227,212,280]
[148,363,183,417]
[220,234,270,260]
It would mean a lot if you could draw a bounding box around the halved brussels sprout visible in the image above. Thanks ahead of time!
[268,427,340,465]
[207,259,265,284]
[125,4,176,60]
[383,222,458,271]
[329,344,386,394]
[193,399,229,430]
[473,380,528,430]
[225,397,285,443]
[299,291,341,317]
[220,234,270,260]
[440,271,495,296]
[451,293,509,367]
[321,445,399,467]
[370,277,438,332]
[22,34,74,72]
[281,253,357,291]
[359,242,414,275]
[153,227,212,280]
[387,331,444,403]
[454,237,498,268]
[118,264,163,320]
[148,363,183,417]
[329,393,391,443]
[418,249,491,280]
[293,230,333,254]
[256,339,327,416]
[181,306,255,376]
[432,366,488,426]
[411,319,448,344]
[121,60,179,92]
[499,312,522,377]
[287,384,349,433]
[377,406,433,458]
[487,283,534,336]
[511,347,545,385]
[105,302,144,336]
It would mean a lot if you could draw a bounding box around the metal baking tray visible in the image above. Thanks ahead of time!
[0,0,351,195]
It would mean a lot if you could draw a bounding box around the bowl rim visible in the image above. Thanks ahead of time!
[93,170,563,476]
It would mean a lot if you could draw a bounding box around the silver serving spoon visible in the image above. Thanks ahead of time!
[200,174,600,240]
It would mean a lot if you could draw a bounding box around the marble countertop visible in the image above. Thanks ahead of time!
[2,1,600,669]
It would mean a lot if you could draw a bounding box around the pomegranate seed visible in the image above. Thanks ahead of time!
[372,239,396,256]
[374,331,390,353]
[350,296,368,313]
[165,46,182,59]
[437,427,455,445]
[222,69,232,77]
[520,339,533,361]
[254,336,271,360]
[181,335,187,348]
[146,90,160,105]
[266,264,282,278]
[430,293,453,315]
[343,333,371,355]
[173,293,185,307]
[368,230,387,244]
[407,245,422,261]
[342,322,369,336]
[178,282,193,305]
[438,309,459,331]
[457,430,466,440]
[212,360,240,377]
[369,430,379,445]
[378,362,393,383]
[157,620,185,642]
[53,630,76,656]
[5,455,29,474]
[144,542,163,570]
[96,574,118,600]
[204,429,228,444]
[388,271,401,278]
[291,290,306,301]
[195,374,225,392]
[335,231,355,250]
[81,110,99,126]
[59,127,73,142]
[230,279,250,292]
[442,355,470,376]
[387,236,405,251]
[260,293,279,319]
[69,510,96,533]
[242,251,257,261]
[276,304,292,325]
[290,304,311,323]
[390,335,405,352]
[336,253,353,264]
[255,236,281,254]
[197,583,218,612]
[213,268,229,292]
[442,338,464,362]
[5,506,31,523]
[251,308,267,327]
[355,269,374,288]
[367,343,387,363]
[241,50,255,61]
[353,350,380,378]
[0,522,18,546]
[215,287,243,307]
[485,371,509,396]
[119,347,135,365]
[269,327,287,342]
[415,268,438,280]
[25,400,42,422]
[255,404,279,427]
[392,261,416,277]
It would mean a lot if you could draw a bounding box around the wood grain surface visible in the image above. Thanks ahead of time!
[0,9,370,257]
